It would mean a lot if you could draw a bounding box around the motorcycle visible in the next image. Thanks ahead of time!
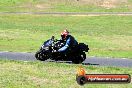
[35,36,89,64]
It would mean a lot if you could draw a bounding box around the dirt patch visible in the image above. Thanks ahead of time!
[17,3,53,10]
[35,4,52,9]
[100,0,117,8]
[77,0,128,9]
[100,0,128,9]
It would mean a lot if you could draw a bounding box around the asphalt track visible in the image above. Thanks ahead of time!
[0,51,132,68]
[0,12,132,15]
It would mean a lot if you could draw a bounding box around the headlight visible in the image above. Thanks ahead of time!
[41,45,49,50]
[44,47,49,50]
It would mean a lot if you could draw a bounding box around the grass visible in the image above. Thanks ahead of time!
[0,59,132,88]
[0,0,132,12]
[0,14,132,58]
[0,1,131,88]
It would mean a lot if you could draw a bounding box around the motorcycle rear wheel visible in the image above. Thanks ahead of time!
[72,52,86,64]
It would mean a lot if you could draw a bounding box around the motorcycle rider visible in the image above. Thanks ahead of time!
[57,29,78,53]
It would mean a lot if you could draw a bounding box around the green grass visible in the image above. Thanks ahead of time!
[0,0,132,12]
[0,59,132,88]
[0,14,132,58]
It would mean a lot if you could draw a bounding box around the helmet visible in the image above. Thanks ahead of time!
[61,29,69,39]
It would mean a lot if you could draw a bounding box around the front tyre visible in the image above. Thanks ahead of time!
[35,50,48,61]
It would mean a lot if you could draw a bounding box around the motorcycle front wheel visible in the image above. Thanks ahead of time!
[35,50,49,61]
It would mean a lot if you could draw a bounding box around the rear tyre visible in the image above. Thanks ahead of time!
[72,52,86,64]
[80,52,86,62]
[72,57,81,64]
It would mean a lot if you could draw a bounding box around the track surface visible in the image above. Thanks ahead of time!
[0,51,132,68]
[0,12,132,15]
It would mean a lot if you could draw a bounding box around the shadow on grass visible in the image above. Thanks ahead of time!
[45,60,99,66]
